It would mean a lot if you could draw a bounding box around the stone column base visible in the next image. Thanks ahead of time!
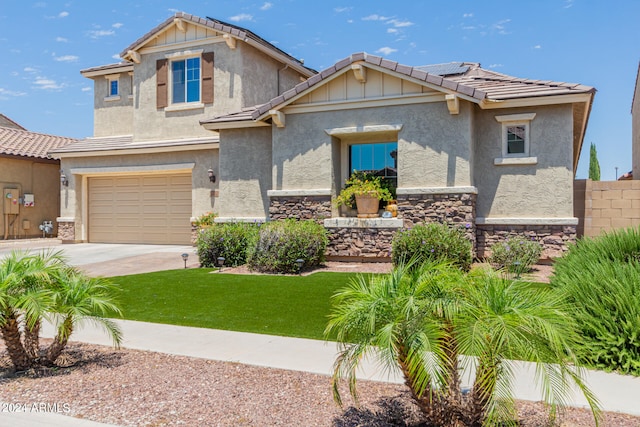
[56,219,75,243]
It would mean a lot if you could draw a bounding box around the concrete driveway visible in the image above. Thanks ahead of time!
[0,239,199,277]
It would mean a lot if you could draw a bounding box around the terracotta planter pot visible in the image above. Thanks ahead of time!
[355,193,380,218]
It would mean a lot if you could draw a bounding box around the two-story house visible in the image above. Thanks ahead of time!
[53,12,595,259]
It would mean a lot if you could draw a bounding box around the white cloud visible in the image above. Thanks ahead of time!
[334,7,352,13]
[564,0,574,8]
[488,63,503,68]
[362,14,390,21]
[54,54,79,62]
[58,11,69,18]
[23,67,38,73]
[229,13,253,22]
[491,19,511,35]
[81,86,91,92]
[387,28,398,34]
[260,2,273,11]
[0,87,27,100]
[533,44,542,49]
[56,36,68,42]
[33,77,64,90]
[87,29,115,38]
[463,13,473,18]
[112,22,123,29]
[112,54,121,60]
[376,46,397,56]
[388,19,413,28]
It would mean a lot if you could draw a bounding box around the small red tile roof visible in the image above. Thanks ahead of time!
[0,126,78,159]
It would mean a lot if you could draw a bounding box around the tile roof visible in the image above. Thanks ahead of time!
[80,62,134,77]
[120,13,316,77]
[247,52,595,121]
[0,114,26,130]
[50,135,219,155]
[0,126,77,160]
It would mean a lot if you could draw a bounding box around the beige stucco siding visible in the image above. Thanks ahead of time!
[92,74,134,137]
[272,101,473,192]
[0,158,60,238]
[217,128,272,218]
[59,149,217,232]
[473,104,574,218]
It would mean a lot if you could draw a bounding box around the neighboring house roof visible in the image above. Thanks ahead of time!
[0,114,26,130]
[50,135,219,158]
[119,12,316,78]
[0,126,77,160]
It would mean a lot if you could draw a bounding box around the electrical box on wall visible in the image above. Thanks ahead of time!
[23,193,34,207]
[3,188,20,215]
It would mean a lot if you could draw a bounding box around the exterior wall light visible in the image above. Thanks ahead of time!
[207,168,216,183]
[60,170,69,187]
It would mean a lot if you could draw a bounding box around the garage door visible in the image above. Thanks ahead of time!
[88,174,192,244]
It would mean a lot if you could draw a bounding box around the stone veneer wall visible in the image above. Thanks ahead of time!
[56,220,75,243]
[397,192,477,253]
[323,219,402,260]
[476,224,576,260]
[269,195,332,223]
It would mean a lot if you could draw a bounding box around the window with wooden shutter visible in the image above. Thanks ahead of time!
[202,52,214,104]
[156,59,168,109]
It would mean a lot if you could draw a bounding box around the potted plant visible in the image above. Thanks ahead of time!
[334,171,393,218]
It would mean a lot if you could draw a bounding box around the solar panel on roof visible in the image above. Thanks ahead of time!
[415,62,469,76]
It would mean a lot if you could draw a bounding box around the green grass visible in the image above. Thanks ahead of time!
[112,269,363,341]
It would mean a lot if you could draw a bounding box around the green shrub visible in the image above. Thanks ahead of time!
[488,236,542,275]
[391,222,472,270]
[551,227,640,375]
[196,222,259,268]
[247,220,328,274]
[193,211,217,227]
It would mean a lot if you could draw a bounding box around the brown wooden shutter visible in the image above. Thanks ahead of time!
[202,52,214,104]
[156,59,168,109]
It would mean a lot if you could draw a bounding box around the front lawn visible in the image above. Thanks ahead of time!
[112,269,362,340]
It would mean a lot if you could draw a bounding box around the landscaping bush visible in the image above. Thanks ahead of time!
[488,236,542,275]
[247,219,328,274]
[391,222,472,270]
[551,226,640,375]
[196,222,259,268]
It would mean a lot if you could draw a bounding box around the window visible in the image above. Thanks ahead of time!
[494,113,537,165]
[171,57,200,104]
[105,74,120,100]
[109,79,119,96]
[350,142,397,179]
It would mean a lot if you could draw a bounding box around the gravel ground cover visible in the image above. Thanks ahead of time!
[1,341,639,427]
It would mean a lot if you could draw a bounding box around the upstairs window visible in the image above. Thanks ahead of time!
[494,113,537,165]
[105,74,120,101]
[109,79,119,96]
[171,57,200,104]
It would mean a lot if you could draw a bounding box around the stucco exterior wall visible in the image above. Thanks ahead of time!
[0,157,60,239]
[473,104,575,219]
[217,127,272,219]
[271,101,473,193]
[92,73,134,137]
[59,149,217,236]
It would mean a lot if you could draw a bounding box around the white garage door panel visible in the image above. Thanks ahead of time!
[88,173,192,244]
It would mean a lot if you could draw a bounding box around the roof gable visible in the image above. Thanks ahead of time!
[120,12,315,77]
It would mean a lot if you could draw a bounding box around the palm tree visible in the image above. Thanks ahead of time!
[326,261,601,427]
[0,250,122,370]
[45,268,122,365]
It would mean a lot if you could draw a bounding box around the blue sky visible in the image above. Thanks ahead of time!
[0,1,638,180]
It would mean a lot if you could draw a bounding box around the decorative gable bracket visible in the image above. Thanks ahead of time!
[223,34,237,50]
[127,50,141,64]
[270,110,285,128]
[351,64,366,83]
[445,94,459,115]
[174,18,186,33]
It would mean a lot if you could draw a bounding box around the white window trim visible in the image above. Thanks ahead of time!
[165,49,203,106]
[494,113,536,164]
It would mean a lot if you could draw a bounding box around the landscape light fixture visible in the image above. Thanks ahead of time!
[60,170,69,187]
[181,253,189,269]
[217,256,225,272]
[295,258,304,275]
[207,168,216,183]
